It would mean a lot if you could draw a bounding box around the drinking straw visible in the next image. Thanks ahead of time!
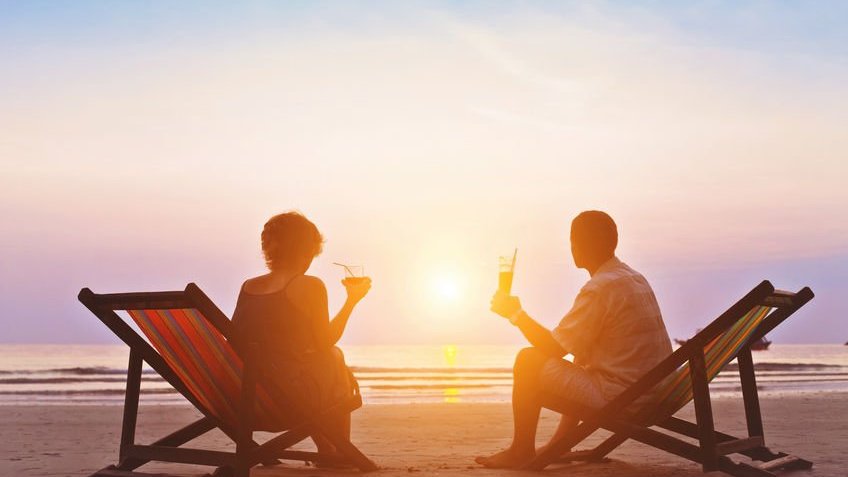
[333,262,355,277]
[511,248,518,272]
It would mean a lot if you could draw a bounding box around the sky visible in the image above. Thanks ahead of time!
[1,1,847,346]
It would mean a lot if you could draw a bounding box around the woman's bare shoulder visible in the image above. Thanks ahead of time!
[285,275,328,316]
[287,274,327,295]
[241,274,283,295]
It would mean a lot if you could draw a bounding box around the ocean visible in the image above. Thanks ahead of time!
[1,344,846,405]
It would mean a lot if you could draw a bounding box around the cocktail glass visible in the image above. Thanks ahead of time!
[498,249,517,294]
[333,262,368,285]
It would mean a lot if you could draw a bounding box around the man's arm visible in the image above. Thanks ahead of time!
[490,292,566,358]
[513,311,566,357]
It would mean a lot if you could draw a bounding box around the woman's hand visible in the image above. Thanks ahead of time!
[342,277,372,305]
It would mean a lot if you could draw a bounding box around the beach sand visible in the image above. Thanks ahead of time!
[1,393,845,477]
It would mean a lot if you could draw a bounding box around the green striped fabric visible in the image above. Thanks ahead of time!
[647,305,772,420]
[128,308,290,428]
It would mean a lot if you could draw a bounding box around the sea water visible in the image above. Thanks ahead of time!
[0,344,846,405]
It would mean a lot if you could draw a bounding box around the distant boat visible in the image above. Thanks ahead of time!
[674,333,771,351]
[750,336,772,351]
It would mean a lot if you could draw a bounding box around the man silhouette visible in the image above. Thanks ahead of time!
[476,210,672,468]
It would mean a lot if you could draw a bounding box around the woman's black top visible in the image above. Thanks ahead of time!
[231,282,317,364]
[230,279,350,409]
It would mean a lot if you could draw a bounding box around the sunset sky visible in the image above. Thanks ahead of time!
[2,1,846,345]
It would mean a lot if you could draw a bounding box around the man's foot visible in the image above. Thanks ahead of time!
[475,447,535,469]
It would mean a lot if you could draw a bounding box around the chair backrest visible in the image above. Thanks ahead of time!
[127,306,287,427]
[650,304,773,418]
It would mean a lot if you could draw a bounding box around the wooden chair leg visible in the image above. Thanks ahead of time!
[737,347,765,441]
[117,417,217,471]
[589,432,629,460]
[117,349,222,472]
[690,349,719,472]
[234,344,259,477]
[118,349,143,466]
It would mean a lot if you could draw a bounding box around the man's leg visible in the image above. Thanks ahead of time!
[536,359,606,457]
[537,415,579,455]
[476,347,548,468]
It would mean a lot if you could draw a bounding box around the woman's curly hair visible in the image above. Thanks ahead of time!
[261,211,324,271]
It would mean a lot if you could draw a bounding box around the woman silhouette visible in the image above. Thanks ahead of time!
[232,211,371,465]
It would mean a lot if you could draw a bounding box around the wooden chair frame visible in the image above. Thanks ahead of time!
[527,280,814,477]
[79,283,378,477]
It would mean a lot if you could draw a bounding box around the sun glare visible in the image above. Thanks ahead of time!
[433,274,463,302]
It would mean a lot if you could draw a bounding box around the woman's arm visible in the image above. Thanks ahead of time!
[288,275,371,348]
[328,278,371,345]
[328,300,356,345]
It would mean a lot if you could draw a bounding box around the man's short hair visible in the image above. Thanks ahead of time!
[571,210,618,256]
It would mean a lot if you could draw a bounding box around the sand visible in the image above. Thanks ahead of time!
[1,393,845,477]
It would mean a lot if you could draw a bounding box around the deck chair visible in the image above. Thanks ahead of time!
[527,280,814,476]
[79,283,378,477]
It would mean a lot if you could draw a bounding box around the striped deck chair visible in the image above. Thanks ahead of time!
[527,280,814,477]
[79,283,378,477]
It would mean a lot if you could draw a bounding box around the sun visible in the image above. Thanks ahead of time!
[432,274,464,303]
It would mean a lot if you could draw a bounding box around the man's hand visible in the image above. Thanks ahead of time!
[490,291,522,319]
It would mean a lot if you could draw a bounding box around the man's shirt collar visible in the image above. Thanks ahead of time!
[595,256,622,276]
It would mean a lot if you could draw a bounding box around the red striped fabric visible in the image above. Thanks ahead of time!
[128,308,288,427]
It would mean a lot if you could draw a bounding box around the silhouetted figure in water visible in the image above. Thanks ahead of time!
[232,211,371,467]
[477,211,672,469]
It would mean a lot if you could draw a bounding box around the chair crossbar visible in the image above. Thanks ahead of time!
[124,445,235,467]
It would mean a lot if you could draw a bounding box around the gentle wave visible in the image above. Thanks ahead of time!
[0,388,179,396]
[7,374,844,387]
[0,385,504,395]
[367,383,503,390]
[360,376,510,382]
[350,366,512,373]
[722,362,843,372]
[0,362,841,377]
[0,366,157,376]
[0,377,165,385]
[1,361,845,403]
[5,378,847,396]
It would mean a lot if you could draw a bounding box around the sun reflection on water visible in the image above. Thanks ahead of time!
[442,344,460,403]
[443,386,460,403]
